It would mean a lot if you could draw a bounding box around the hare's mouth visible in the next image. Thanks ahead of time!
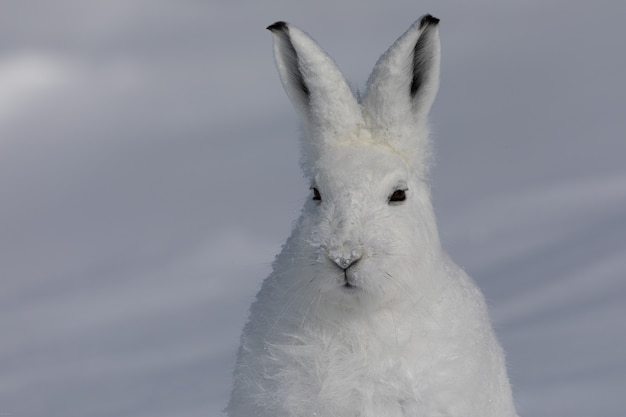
[340,270,360,291]
[342,281,357,290]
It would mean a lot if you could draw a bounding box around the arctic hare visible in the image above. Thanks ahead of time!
[227,15,518,417]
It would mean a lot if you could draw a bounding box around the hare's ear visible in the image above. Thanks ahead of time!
[267,22,362,138]
[362,15,440,130]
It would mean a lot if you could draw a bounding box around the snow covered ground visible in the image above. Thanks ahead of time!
[1,1,625,416]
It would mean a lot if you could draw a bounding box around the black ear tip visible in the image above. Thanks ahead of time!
[267,21,289,32]
[419,14,440,28]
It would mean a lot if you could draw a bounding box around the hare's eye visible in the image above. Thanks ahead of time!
[388,189,407,204]
[312,187,322,201]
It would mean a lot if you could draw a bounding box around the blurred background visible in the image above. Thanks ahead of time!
[1,1,625,416]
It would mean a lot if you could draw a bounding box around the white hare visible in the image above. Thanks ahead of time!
[227,15,518,417]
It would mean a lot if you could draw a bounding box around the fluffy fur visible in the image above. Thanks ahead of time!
[226,15,518,417]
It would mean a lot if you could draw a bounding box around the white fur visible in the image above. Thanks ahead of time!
[227,16,518,417]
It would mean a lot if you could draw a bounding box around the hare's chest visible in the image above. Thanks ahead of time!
[266,328,423,417]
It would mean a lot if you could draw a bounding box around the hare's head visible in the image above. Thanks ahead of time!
[268,16,443,311]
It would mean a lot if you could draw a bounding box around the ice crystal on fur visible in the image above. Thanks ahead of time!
[227,15,519,417]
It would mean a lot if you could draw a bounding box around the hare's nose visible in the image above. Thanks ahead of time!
[329,250,362,270]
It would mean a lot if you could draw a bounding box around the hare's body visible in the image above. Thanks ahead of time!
[227,16,518,417]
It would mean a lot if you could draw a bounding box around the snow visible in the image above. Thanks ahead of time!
[1,1,625,416]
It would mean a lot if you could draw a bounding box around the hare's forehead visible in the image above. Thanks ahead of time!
[313,144,409,188]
